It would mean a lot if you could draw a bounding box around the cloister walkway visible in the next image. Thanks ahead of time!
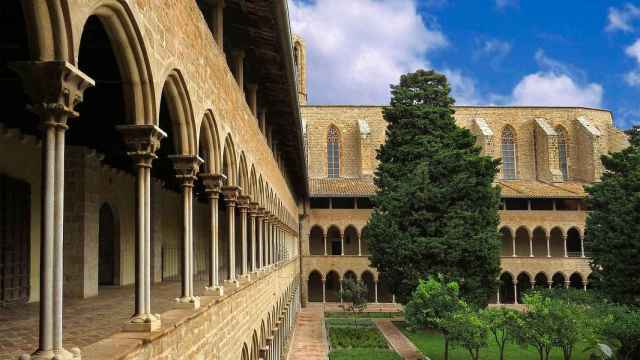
[0,280,206,360]
[375,319,423,360]
[287,304,328,360]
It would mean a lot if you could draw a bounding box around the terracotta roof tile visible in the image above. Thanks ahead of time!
[309,178,377,197]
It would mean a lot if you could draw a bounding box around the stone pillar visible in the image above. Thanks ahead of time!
[247,83,258,117]
[496,288,501,304]
[340,234,344,256]
[339,280,343,303]
[232,50,245,93]
[513,281,519,305]
[201,174,224,296]
[250,203,258,272]
[564,281,570,289]
[322,279,326,303]
[12,61,94,359]
[358,235,362,256]
[206,0,225,49]
[323,235,327,256]
[580,235,585,258]
[264,215,270,266]
[529,236,533,257]
[223,186,240,284]
[548,281,553,289]
[118,125,166,333]
[546,232,551,258]
[169,155,203,309]
[257,208,264,269]
[530,281,535,290]
[374,280,379,303]
[238,196,250,278]
[563,233,568,258]
[512,236,516,257]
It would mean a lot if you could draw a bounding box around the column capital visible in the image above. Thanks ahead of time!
[238,195,251,210]
[117,125,168,167]
[249,202,260,214]
[10,61,95,122]
[169,155,203,186]
[200,173,225,195]
[256,207,266,217]
[222,186,240,205]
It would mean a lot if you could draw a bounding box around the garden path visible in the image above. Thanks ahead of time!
[287,304,329,360]
[375,319,424,360]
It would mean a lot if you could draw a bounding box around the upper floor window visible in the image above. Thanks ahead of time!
[557,127,569,181]
[327,126,340,178]
[501,126,517,180]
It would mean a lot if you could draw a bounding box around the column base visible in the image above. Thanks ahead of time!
[20,348,81,360]
[240,273,252,281]
[175,296,201,310]
[122,313,162,332]
[204,285,224,296]
[224,279,240,288]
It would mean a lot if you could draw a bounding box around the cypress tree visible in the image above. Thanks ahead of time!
[366,70,501,306]
[585,126,640,305]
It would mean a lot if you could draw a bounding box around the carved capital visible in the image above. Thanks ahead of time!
[222,186,240,206]
[169,155,203,187]
[117,125,167,168]
[200,173,225,195]
[10,61,95,123]
[237,195,251,211]
[249,202,260,214]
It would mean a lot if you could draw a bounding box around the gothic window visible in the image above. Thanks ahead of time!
[557,127,569,180]
[327,126,340,178]
[501,126,517,180]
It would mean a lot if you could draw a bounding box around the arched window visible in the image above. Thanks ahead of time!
[327,126,340,178]
[557,127,569,180]
[501,126,517,180]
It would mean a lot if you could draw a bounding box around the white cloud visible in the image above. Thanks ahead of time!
[623,39,640,86]
[289,0,447,104]
[473,39,511,68]
[442,69,483,105]
[626,39,640,63]
[606,3,640,32]
[625,70,640,86]
[510,73,603,107]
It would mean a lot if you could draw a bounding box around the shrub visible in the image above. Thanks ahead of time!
[445,305,489,360]
[481,307,521,360]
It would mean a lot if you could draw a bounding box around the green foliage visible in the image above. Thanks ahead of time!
[326,317,401,360]
[517,291,596,360]
[406,275,466,360]
[445,305,489,360]
[481,307,521,360]
[325,311,403,319]
[366,69,501,306]
[328,349,402,360]
[592,303,640,360]
[585,125,640,305]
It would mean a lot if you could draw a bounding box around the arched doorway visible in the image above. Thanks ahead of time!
[361,271,375,302]
[325,271,340,302]
[552,272,565,289]
[99,203,118,286]
[309,225,324,255]
[327,226,341,255]
[343,225,358,255]
[515,227,530,256]
[499,227,513,256]
[532,227,547,257]
[360,226,369,255]
[549,227,564,257]
[307,271,323,302]
[569,273,583,290]
[566,228,582,257]
[499,273,515,304]
[516,272,531,303]
[534,272,548,289]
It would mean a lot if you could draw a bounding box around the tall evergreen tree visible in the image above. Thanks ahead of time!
[585,126,640,305]
[366,70,501,306]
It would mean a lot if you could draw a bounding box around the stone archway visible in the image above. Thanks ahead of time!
[307,271,323,302]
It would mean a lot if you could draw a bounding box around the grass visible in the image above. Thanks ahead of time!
[326,317,401,360]
[394,321,594,360]
[325,311,404,319]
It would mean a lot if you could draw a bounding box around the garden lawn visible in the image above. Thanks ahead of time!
[326,318,401,360]
[394,321,594,360]
[325,311,404,319]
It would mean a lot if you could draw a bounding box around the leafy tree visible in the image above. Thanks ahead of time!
[445,305,489,360]
[338,278,369,328]
[593,304,640,360]
[513,292,556,360]
[585,125,640,305]
[481,307,521,360]
[405,275,465,360]
[366,69,501,306]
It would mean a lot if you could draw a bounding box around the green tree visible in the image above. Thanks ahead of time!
[405,275,465,360]
[593,304,640,360]
[585,125,640,305]
[446,305,489,360]
[366,70,501,306]
[338,278,369,328]
[481,307,521,360]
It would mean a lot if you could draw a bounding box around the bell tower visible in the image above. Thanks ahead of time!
[293,34,308,105]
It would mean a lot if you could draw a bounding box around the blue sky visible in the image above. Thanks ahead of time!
[289,0,640,129]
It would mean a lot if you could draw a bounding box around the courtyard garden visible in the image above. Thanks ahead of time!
[325,317,401,360]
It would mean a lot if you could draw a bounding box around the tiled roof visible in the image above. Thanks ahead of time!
[310,177,588,199]
[497,180,587,198]
[309,178,377,197]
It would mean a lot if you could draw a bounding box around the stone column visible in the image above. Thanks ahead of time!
[249,203,258,272]
[340,234,344,256]
[264,215,270,266]
[530,281,535,290]
[548,281,553,289]
[201,174,224,296]
[513,281,519,305]
[563,233,568,258]
[118,125,166,333]
[546,232,551,258]
[564,281,570,289]
[238,196,250,279]
[232,50,245,93]
[257,208,264,269]
[170,155,203,309]
[580,235,585,258]
[374,280,379,303]
[339,280,343,303]
[512,236,516,257]
[223,186,240,285]
[529,236,533,257]
[206,0,225,48]
[496,288,501,304]
[247,83,258,117]
[358,235,362,256]
[322,279,326,303]
[12,61,94,360]
[323,235,327,256]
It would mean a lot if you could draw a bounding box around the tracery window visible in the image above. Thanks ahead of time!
[501,126,517,180]
[327,126,340,178]
[557,127,569,180]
